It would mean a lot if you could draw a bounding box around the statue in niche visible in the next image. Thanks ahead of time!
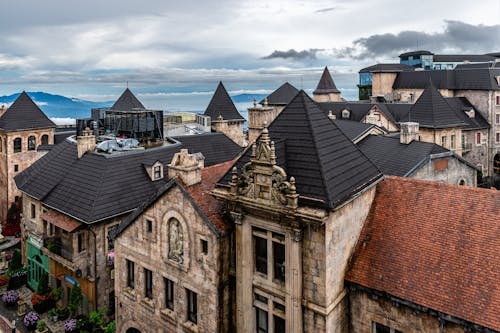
[168,219,184,263]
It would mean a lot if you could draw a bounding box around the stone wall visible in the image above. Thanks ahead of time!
[324,186,378,333]
[462,129,489,176]
[363,106,399,132]
[247,105,281,144]
[411,156,477,186]
[349,287,478,333]
[211,120,245,147]
[371,73,398,98]
[115,185,230,333]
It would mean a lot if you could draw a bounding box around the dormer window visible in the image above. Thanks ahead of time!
[154,166,161,179]
[145,161,164,181]
[341,109,350,119]
[465,109,475,118]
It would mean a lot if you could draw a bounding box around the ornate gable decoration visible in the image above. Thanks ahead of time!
[230,128,298,209]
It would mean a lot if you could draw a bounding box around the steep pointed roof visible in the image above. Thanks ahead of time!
[111,88,145,110]
[204,82,244,121]
[0,91,56,132]
[259,82,299,105]
[313,66,340,95]
[220,91,382,209]
[405,82,465,128]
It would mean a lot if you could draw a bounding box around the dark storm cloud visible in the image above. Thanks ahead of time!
[262,49,322,60]
[335,20,500,59]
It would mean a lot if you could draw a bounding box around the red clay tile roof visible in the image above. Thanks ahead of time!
[346,177,500,331]
[185,160,235,233]
[42,211,81,232]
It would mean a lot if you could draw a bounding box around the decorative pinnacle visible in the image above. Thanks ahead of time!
[253,98,257,107]
[251,143,257,158]
[264,97,268,106]
[270,141,276,164]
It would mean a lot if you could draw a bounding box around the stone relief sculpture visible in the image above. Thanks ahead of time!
[168,219,184,263]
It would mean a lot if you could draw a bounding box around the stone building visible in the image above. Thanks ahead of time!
[346,177,499,333]
[204,82,246,147]
[15,88,242,315]
[248,82,298,144]
[112,151,235,333]
[213,91,384,332]
[0,92,55,224]
[313,66,342,102]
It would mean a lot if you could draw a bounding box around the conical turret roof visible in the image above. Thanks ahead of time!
[259,82,299,105]
[111,88,145,110]
[313,66,340,95]
[204,82,244,121]
[0,91,55,131]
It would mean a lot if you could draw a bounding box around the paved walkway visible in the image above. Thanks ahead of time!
[0,286,65,333]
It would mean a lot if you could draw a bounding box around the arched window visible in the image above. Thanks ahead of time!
[168,218,184,264]
[459,179,466,186]
[13,137,22,153]
[0,137,2,152]
[28,136,36,150]
[341,109,350,119]
[41,134,49,145]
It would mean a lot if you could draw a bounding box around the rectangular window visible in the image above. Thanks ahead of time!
[126,260,135,289]
[496,95,500,106]
[274,315,285,333]
[256,308,268,333]
[496,114,500,124]
[273,242,285,282]
[496,132,500,143]
[372,322,402,333]
[146,219,153,233]
[153,166,161,180]
[441,135,447,148]
[78,233,85,252]
[186,289,198,324]
[31,203,36,219]
[201,239,208,255]
[476,132,481,145]
[254,235,268,275]
[164,278,174,310]
[14,165,19,172]
[450,135,455,149]
[144,268,153,299]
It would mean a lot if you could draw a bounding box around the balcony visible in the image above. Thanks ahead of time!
[41,237,75,271]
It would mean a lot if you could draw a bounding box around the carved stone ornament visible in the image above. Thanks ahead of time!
[168,219,184,263]
[230,127,299,209]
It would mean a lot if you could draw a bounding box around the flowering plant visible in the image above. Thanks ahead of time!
[107,252,115,267]
[1,290,19,305]
[23,311,40,328]
[64,318,77,332]
[31,291,50,306]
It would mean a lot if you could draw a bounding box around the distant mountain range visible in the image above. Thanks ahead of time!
[0,91,267,122]
[0,92,112,120]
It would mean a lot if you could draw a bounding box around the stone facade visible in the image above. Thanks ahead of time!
[0,128,54,223]
[211,118,245,147]
[114,183,233,333]
[363,106,399,132]
[411,154,477,186]
[418,127,463,156]
[349,286,481,333]
[313,92,342,103]
[247,102,281,144]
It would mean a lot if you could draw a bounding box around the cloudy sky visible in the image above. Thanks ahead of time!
[1,0,499,109]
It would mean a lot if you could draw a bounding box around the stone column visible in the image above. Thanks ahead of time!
[232,212,253,333]
[286,228,303,333]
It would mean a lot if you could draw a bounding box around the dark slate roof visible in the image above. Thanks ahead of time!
[317,102,372,122]
[54,130,76,144]
[455,62,500,69]
[313,67,340,94]
[433,54,496,62]
[444,97,490,130]
[259,82,299,105]
[374,103,411,123]
[15,133,242,224]
[0,92,56,132]
[220,91,382,209]
[357,135,448,177]
[331,119,376,142]
[399,50,434,57]
[172,133,243,165]
[37,144,55,152]
[359,63,415,73]
[393,69,500,90]
[111,88,145,110]
[204,82,244,121]
[404,83,465,128]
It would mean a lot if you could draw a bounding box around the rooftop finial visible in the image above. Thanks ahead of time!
[264,97,268,106]
[253,97,257,107]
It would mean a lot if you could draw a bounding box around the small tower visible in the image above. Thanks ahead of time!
[204,82,246,147]
[313,66,342,102]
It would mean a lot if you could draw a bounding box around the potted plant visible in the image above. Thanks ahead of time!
[57,307,70,320]
[1,289,19,307]
[23,311,40,331]
[49,308,58,322]
[36,320,48,333]
[64,318,77,332]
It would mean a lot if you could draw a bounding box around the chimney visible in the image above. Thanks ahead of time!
[77,127,96,158]
[400,122,419,144]
[168,149,204,186]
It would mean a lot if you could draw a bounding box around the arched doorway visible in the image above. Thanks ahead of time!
[126,328,141,333]
[494,153,500,175]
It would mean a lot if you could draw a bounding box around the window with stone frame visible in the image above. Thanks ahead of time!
[253,227,286,283]
[28,136,36,150]
[77,233,86,252]
[450,134,456,149]
[372,322,402,333]
[144,268,153,299]
[30,203,36,219]
[13,137,21,153]
[186,288,197,324]
[41,134,49,145]
[143,217,156,242]
[164,277,174,310]
[441,135,447,148]
[107,224,119,250]
[253,292,286,333]
[126,259,135,289]
[0,137,2,152]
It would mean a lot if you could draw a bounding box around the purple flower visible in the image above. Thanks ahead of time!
[23,311,39,327]
[64,318,77,332]
[1,290,19,304]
